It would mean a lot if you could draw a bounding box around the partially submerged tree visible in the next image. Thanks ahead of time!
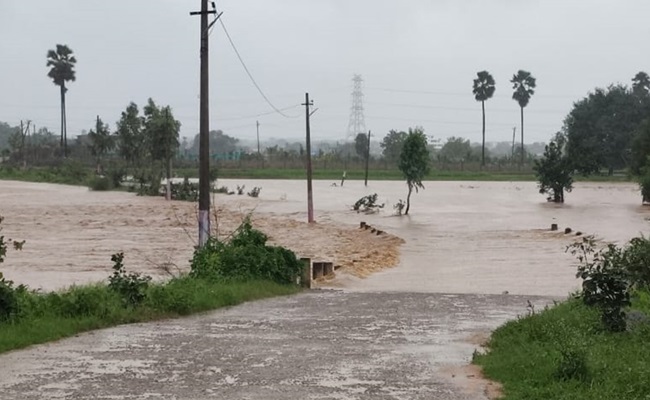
[472,71,496,167]
[398,127,430,215]
[87,116,114,174]
[46,44,77,157]
[354,133,368,160]
[511,70,536,165]
[534,133,573,203]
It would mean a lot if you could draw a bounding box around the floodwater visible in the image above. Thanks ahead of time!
[1,179,648,297]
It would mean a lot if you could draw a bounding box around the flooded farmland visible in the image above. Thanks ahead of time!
[1,179,648,297]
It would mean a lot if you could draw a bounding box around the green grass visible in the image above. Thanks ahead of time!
[0,163,91,186]
[474,292,650,399]
[0,279,300,354]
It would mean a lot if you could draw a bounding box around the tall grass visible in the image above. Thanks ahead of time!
[0,279,299,354]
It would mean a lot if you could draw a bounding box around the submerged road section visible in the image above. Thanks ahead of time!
[0,291,550,400]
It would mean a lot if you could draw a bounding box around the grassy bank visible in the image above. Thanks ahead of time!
[474,293,650,399]
[0,279,299,354]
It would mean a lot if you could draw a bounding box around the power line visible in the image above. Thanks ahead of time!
[216,12,301,119]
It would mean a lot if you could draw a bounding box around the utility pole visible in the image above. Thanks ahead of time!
[190,0,218,247]
[256,120,260,155]
[302,93,315,223]
[364,130,371,187]
[511,126,516,162]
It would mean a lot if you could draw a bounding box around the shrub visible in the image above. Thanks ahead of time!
[237,185,246,195]
[247,187,262,198]
[623,236,650,289]
[214,186,229,194]
[190,218,302,284]
[108,253,152,307]
[169,177,199,201]
[554,348,590,382]
[394,199,406,215]
[353,193,384,213]
[568,236,631,332]
[0,216,24,322]
[88,176,113,191]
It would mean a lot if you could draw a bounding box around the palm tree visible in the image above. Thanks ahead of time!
[46,44,77,157]
[511,70,536,166]
[472,71,496,167]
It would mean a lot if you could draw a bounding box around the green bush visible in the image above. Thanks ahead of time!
[568,237,631,332]
[623,236,650,289]
[190,218,302,284]
[88,176,113,191]
[108,253,152,307]
[554,348,590,382]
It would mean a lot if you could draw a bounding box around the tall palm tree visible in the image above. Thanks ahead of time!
[46,44,77,157]
[511,70,536,165]
[472,71,496,167]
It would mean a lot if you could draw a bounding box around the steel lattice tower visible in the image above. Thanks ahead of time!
[346,74,366,141]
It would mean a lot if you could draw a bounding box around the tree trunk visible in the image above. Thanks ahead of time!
[405,183,413,215]
[520,106,524,166]
[59,84,65,154]
[481,100,486,167]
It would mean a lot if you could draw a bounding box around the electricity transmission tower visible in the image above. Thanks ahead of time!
[345,74,366,141]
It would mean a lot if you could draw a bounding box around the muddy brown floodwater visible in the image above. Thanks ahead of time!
[1,178,649,399]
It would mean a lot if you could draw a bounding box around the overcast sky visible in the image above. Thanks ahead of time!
[1,0,649,146]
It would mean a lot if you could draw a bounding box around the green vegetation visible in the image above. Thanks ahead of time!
[398,127,431,215]
[475,235,650,399]
[0,216,301,354]
[534,133,573,203]
[46,44,77,156]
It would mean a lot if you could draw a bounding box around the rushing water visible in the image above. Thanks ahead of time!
[219,179,650,297]
[2,179,648,297]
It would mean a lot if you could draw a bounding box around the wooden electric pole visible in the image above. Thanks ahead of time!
[364,130,371,187]
[190,0,217,247]
[303,93,315,223]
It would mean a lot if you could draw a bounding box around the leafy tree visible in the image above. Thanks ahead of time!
[115,102,146,169]
[146,102,181,198]
[380,130,407,163]
[632,71,650,97]
[565,85,647,175]
[472,71,496,166]
[398,127,430,215]
[630,120,650,176]
[439,136,472,163]
[534,133,573,203]
[354,133,368,159]
[87,116,114,174]
[190,130,239,156]
[511,70,536,165]
[46,44,77,156]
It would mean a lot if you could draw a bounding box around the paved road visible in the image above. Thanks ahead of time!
[0,291,550,400]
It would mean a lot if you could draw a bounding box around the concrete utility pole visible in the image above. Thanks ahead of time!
[303,93,315,223]
[364,130,371,187]
[190,0,218,247]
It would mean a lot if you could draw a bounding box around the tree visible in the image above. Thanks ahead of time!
[190,130,239,156]
[87,116,114,174]
[534,133,573,203]
[46,44,77,157]
[439,136,472,163]
[115,102,146,169]
[398,128,430,215]
[472,71,496,167]
[380,130,407,163]
[146,102,181,200]
[631,120,650,176]
[632,71,650,97]
[354,133,368,159]
[511,70,536,165]
[565,85,647,175]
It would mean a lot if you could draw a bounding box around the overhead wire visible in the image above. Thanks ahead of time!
[214,6,301,119]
